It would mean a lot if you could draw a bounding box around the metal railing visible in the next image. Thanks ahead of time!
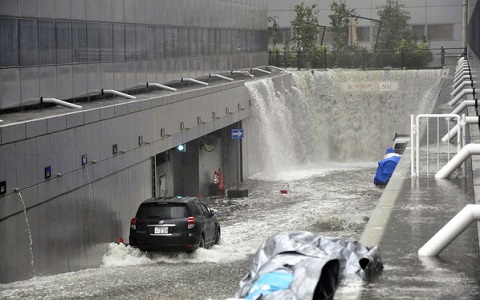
[410,114,465,177]
[268,47,466,70]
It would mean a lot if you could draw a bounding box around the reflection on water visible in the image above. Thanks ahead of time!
[0,165,382,299]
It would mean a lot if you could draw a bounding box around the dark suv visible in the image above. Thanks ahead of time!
[129,196,220,252]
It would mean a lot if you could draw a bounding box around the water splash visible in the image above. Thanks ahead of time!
[245,69,446,177]
[17,191,35,275]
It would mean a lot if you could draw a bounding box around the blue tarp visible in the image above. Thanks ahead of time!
[374,148,401,186]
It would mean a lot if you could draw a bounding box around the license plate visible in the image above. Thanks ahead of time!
[154,226,168,234]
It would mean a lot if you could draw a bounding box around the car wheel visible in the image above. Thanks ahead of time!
[199,234,205,249]
[214,227,221,244]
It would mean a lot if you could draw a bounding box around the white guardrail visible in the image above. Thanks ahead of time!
[410,114,465,177]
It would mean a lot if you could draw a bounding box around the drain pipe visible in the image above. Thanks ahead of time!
[454,70,471,83]
[181,77,209,86]
[455,61,469,72]
[447,100,476,119]
[102,89,136,99]
[454,69,471,82]
[146,82,177,92]
[441,115,477,142]
[251,67,271,75]
[455,67,470,78]
[435,143,480,178]
[267,65,287,72]
[418,204,480,256]
[450,80,472,97]
[209,73,234,81]
[455,66,469,78]
[231,70,254,78]
[41,97,82,109]
[453,74,473,89]
[448,88,475,106]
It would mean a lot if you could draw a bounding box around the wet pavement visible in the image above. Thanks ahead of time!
[337,64,480,299]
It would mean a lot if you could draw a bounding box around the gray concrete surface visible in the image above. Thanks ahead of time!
[348,63,480,299]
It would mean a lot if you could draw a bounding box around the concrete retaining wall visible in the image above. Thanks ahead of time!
[0,80,252,283]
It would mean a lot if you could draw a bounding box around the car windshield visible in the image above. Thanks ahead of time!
[137,203,187,219]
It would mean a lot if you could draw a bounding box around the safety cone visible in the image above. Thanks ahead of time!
[218,168,224,190]
[119,237,124,244]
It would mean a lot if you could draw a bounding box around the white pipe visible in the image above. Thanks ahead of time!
[231,70,254,78]
[147,82,177,92]
[41,97,82,109]
[102,89,136,99]
[455,60,468,69]
[454,65,469,74]
[182,77,209,86]
[251,67,271,75]
[455,66,469,75]
[454,69,471,82]
[411,114,415,176]
[453,75,472,89]
[442,116,478,142]
[435,143,480,178]
[448,89,474,106]
[450,80,472,96]
[267,65,287,72]
[448,100,476,119]
[455,65,469,76]
[418,204,480,256]
[210,74,234,81]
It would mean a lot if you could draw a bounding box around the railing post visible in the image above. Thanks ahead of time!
[324,47,327,70]
[297,49,301,70]
[401,48,404,68]
[362,48,366,70]
[411,114,415,176]
[441,46,445,67]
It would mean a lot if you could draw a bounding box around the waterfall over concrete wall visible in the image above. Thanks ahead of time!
[244,69,447,178]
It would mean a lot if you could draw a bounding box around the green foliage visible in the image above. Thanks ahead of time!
[328,1,356,50]
[329,49,365,68]
[291,3,320,55]
[376,0,411,50]
[310,46,328,68]
[395,36,433,68]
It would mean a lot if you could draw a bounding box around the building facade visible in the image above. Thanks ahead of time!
[0,0,268,283]
[268,0,474,50]
[0,0,267,110]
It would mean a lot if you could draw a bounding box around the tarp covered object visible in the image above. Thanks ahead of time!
[374,148,402,186]
[235,231,383,300]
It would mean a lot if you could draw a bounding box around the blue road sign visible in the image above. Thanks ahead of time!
[231,129,244,139]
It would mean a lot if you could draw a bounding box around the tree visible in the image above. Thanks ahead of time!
[290,3,320,54]
[375,0,411,50]
[328,1,356,50]
[395,32,433,68]
[268,16,281,49]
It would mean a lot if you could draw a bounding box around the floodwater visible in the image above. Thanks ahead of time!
[0,69,447,299]
[0,163,382,299]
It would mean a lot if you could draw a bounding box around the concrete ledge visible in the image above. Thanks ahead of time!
[360,149,409,247]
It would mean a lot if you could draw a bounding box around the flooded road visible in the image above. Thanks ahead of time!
[0,163,382,299]
[0,69,447,298]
